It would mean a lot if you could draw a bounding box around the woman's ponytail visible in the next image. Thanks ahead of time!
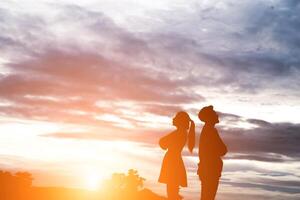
[188,120,195,153]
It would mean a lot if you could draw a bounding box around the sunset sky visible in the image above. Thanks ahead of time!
[0,0,300,199]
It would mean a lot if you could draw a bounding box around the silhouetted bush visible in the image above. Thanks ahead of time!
[102,169,166,200]
[102,169,147,199]
[0,170,33,200]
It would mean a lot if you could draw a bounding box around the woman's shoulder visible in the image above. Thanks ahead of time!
[169,130,181,138]
[160,130,176,141]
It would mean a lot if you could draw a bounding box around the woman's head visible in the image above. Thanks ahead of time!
[172,111,195,153]
[198,105,219,124]
[173,111,191,129]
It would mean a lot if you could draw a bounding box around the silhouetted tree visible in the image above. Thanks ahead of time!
[16,172,33,199]
[102,169,146,200]
[0,170,33,200]
[125,169,145,193]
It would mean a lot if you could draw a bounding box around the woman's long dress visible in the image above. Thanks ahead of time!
[158,130,188,187]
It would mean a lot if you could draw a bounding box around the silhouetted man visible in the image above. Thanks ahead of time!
[197,106,227,200]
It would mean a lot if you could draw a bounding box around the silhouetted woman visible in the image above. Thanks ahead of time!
[158,111,195,200]
[198,106,227,200]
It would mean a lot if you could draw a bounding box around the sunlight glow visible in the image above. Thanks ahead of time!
[85,171,102,190]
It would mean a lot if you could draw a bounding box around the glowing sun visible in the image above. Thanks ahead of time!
[85,171,102,190]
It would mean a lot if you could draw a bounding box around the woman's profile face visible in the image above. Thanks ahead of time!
[172,114,190,130]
